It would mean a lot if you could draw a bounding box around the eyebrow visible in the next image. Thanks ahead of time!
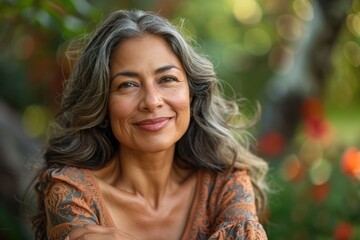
[111,65,181,80]
[155,65,181,74]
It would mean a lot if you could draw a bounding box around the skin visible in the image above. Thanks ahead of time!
[68,35,197,240]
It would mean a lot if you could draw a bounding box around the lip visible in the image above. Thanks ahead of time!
[134,117,172,132]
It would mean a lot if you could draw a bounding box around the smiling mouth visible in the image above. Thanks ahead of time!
[134,117,171,132]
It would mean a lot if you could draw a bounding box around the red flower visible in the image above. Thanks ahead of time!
[341,147,360,178]
[258,131,285,157]
[301,98,333,146]
[334,221,353,240]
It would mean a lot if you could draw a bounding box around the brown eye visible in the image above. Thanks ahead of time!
[159,76,178,83]
[118,81,138,89]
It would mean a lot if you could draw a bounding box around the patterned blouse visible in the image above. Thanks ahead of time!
[44,167,267,239]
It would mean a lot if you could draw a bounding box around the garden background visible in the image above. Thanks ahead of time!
[0,0,359,239]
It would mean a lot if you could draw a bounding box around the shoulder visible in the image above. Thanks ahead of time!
[200,168,257,219]
[47,166,93,187]
[216,168,251,187]
[44,166,98,197]
[202,168,253,199]
[219,168,254,202]
[44,166,96,208]
[44,166,98,210]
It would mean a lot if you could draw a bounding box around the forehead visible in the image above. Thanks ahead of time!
[112,35,173,58]
[110,34,183,70]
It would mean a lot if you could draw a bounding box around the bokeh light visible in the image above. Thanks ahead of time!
[334,222,354,240]
[281,154,305,182]
[309,159,332,185]
[298,139,323,166]
[343,41,360,67]
[233,0,262,25]
[276,14,302,41]
[346,13,360,37]
[243,27,272,56]
[268,46,295,74]
[63,15,86,32]
[22,104,50,138]
[258,131,285,157]
[341,147,360,179]
[71,0,96,16]
[293,0,314,21]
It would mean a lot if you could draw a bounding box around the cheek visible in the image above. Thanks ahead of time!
[174,91,191,121]
[108,100,133,143]
[172,89,191,110]
[173,84,191,105]
[108,97,133,124]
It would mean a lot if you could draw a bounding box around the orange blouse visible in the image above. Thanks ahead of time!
[44,167,267,239]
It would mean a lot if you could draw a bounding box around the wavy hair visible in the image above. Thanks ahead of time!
[32,9,268,239]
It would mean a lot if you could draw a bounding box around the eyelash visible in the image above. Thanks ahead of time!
[117,82,138,89]
[159,76,178,83]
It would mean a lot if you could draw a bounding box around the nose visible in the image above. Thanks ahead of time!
[139,85,163,111]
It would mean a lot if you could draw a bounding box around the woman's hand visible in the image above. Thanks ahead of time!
[65,224,137,240]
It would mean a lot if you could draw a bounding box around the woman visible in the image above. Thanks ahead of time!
[32,9,268,240]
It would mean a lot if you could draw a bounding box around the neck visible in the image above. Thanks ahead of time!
[116,147,182,209]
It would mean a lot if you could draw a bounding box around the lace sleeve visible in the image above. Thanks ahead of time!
[45,181,98,240]
[209,170,267,239]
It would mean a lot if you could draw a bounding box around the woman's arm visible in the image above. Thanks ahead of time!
[45,181,98,240]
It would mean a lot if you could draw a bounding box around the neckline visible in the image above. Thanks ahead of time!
[84,168,204,239]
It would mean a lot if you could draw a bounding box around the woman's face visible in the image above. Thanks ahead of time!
[109,34,191,154]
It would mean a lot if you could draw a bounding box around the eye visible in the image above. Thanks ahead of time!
[117,81,139,89]
[159,76,178,84]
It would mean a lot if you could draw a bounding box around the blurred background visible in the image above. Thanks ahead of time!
[0,0,359,239]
